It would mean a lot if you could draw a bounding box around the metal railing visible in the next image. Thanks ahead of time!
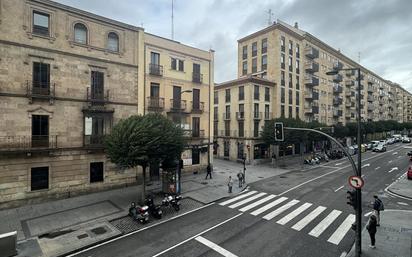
[84,135,106,148]
[304,46,319,59]
[87,87,110,106]
[170,99,187,111]
[184,129,205,138]
[149,63,163,76]
[191,101,205,113]
[236,112,245,120]
[192,73,203,83]
[253,112,262,119]
[27,81,55,97]
[147,97,165,110]
[0,135,58,152]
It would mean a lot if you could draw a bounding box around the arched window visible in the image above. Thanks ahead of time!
[107,32,119,52]
[74,23,88,44]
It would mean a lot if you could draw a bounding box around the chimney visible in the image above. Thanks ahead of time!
[294,22,299,29]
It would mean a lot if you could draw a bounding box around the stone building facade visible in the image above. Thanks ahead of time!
[0,0,213,207]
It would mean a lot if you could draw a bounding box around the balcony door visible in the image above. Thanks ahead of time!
[193,63,201,82]
[91,71,104,101]
[193,89,200,110]
[32,62,50,95]
[173,86,181,109]
[32,115,49,147]
[192,117,200,137]
[150,83,160,108]
[151,52,160,65]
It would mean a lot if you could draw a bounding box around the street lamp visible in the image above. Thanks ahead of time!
[326,67,362,257]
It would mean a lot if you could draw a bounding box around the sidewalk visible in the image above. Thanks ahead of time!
[387,172,412,199]
[0,159,291,257]
[347,210,412,257]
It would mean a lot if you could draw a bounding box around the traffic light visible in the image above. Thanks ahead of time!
[274,122,284,141]
[346,190,358,210]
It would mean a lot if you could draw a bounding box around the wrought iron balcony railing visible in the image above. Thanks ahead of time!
[0,135,58,152]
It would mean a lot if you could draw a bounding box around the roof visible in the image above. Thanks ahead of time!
[215,76,276,90]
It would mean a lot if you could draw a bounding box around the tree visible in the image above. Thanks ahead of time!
[105,113,185,203]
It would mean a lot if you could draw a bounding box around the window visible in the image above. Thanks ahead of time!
[296,75,300,90]
[288,73,293,88]
[254,103,259,118]
[74,23,88,44]
[150,83,160,97]
[280,36,285,52]
[33,11,49,36]
[214,91,218,104]
[289,106,293,118]
[262,55,267,70]
[262,38,267,54]
[238,104,244,119]
[252,58,257,73]
[281,105,285,117]
[171,58,184,71]
[90,162,104,183]
[32,62,50,95]
[296,91,300,106]
[252,42,257,57]
[296,59,300,74]
[265,87,270,101]
[289,89,293,105]
[281,88,285,103]
[296,43,300,58]
[150,52,161,75]
[193,63,201,82]
[288,56,293,72]
[265,104,270,119]
[32,115,49,147]
[238,121,244,137]
[192,117,200,137]
[289,40,293,55]
[224,140,230,157]
[107,32,119,52]
[242,61,247,76]
[296,107,300,119]
[254,85,259,100]
[239,86,244,100]
[225,121,230,137]
[281,71,285,86]
[31,167,49,191]
[242,45,248,60]
[281,53,285,69]
[91,71,104,101]
[237,143,244,159]
[214,121,218,136]
[254,121,260,137]
[225,89,231,103]
[214,106,218,121]
[192,149,200,165]
[193,89,200,111]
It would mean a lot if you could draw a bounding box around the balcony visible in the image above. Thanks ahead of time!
[345,70,355,77]
[84,135,107,149]
[264,112,272,120]
[253,112,262,120]
[333,85,343,94]
[345,112,351,119]
[191,101,205,114]
[236,112,245,120]
[367,95,373,102]
[184,129,206,138]
[304,106,313,114]
[333,61,343,70]
[147,97,165,111]
[333,110,343,117]
[345,91,353,97]
[345,80,354,87]
[0,135,58,153]
[367,85,374,92]
[219,130,232,137]
[149,63,163,76]
[192,72,203,84]
[86,87,110,107]
[223,112,231,120]
[333,74,343,82]
[304,46,319,59]
[305,90,319,100]
[304,75,319,86]
[345,101,352,108]
[333,97,343,106]
[312,106,319,114]
[26,81,55,104]
[169,99,187,112]
[304,61,319,73]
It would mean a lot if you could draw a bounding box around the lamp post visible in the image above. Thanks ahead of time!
[326,67,362,256]
[176,89,192,195]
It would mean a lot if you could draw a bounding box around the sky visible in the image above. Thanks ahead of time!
[54,0,412,91]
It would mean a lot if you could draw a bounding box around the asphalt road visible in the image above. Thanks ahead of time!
[70,142,412,257]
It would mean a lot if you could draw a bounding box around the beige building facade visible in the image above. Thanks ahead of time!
[0,0,213,207]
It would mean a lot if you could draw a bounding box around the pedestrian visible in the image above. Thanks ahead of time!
[205,163,212,179]
[227,176,233,193]
[366,214,377,249]
[372,195,384,226]
[237,171,243,188]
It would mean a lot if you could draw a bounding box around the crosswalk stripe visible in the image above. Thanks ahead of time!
[262,200,300,220]
[308,210,342,238]
[276,203,313,225]
[250,197,288,216]
[291,206,327,231]
[327,214,356,245]
[219,191,257,206]
[228,192,267,209]
[239,194,277,212]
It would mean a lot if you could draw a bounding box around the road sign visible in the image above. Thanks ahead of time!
[348,176,364,189]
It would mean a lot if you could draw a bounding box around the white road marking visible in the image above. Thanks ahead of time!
[340,252,348,257]
[219,191,257,206]
[397,202,408,206]
[263,200,300,220]
[364,211,372,217]
[195,236,238,257]
[335,162,344,166]
[152,213,243,257]
[292,206,327,231]
[327,214,356,245]
[250,197,288,216]
[361,175,365,178]
[375,166,381,170]
[228,192,267,209]
[361,163,370,168]
[392,152,398,155]
[388,167,398,173]
[308,210,342,238]
[239,194,277,212]
[388,160,393,163]
[334,186,344,192]
[276,203,313,225]
[398,156,402,159]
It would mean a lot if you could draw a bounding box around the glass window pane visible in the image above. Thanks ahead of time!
[34,12,49,27]
[74,24,87,44]
[108,33,119,51]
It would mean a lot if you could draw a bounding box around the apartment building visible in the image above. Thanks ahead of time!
[214,77,275,163]
[237,20,412,126]
[0,0,213,207]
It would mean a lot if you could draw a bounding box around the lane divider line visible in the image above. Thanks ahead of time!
[195,236,238,257]
[334,186,344,192]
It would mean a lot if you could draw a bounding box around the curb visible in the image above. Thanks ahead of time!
[386,188,412,201]
[57,234,119,257]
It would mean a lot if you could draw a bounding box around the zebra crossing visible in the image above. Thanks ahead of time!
[219,190,354,246]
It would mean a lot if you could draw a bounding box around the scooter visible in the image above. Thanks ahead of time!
[145,196,162,219]
[162,194,182,211]
[128,202,149,224]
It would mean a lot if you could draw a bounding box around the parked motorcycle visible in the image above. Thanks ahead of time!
[145,195,162,219]
[128,202,149,224]
[162,194,182,211]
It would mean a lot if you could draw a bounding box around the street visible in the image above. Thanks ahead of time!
[70,142,412,257]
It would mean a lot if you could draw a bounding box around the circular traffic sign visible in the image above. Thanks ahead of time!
[348,176,364,189]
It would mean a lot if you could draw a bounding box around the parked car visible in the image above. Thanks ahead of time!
[408,166,412,180]
[402,137,411,143]
[379,140,387,146]
[407,150,412,156]
[370,141,380,148]
[386,138,395,145]
[366,143,374,150]
[373,144,386,152]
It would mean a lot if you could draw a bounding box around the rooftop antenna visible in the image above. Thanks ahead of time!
[171,0,174,40]
[267,9,274,26]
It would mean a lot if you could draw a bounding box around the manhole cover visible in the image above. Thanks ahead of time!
[91,227,107,235]
[77,234,88,239]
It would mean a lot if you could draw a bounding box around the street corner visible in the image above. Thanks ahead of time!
[386,173,412,200]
